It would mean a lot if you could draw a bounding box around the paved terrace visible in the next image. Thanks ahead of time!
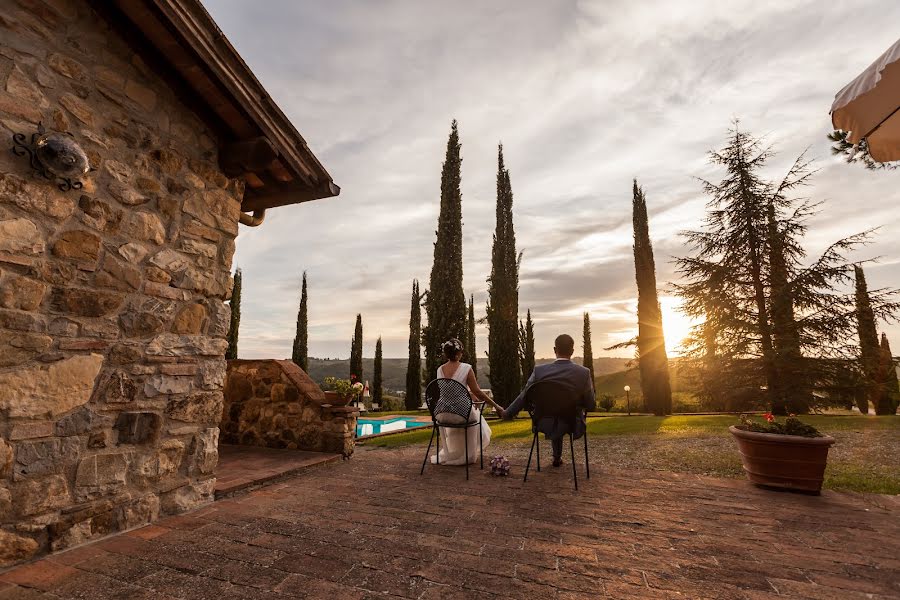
[1,446,898,599]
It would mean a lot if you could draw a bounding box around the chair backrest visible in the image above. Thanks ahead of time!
[424,378,473,424]
[524,380,580,427]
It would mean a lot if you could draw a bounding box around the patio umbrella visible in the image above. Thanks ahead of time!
[831,38,900,163]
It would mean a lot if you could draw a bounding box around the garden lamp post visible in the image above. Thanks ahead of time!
[624,385,631,416]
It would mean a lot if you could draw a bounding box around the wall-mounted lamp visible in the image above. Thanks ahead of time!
[12,122,91,191]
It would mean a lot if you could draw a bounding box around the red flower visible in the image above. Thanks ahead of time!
[764,412,775,423]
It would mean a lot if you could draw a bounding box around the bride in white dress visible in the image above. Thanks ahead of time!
[431,338,506,465]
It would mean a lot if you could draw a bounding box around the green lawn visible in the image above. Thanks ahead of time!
[361,415,900,494]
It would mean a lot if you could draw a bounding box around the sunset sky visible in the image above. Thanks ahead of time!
[205,0,900,360]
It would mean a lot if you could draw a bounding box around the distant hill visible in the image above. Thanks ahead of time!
[304,356,632,393]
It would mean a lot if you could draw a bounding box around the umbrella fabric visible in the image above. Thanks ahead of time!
[831,38,900,162]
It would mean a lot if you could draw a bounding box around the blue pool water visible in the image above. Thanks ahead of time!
[356,417,429,437]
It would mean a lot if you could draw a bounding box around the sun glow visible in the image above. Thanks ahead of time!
[659,296,695,357]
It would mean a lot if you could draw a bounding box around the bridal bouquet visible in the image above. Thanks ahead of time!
[489,455,510,476]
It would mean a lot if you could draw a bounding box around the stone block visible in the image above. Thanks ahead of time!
[165,392,223,424]
[14,474,70,516]
[49,317,79,336]
[144,374,192,397]
[78,195,122,232]
[100,256,141,290]
[124,79,157,111]
[14,437,79,477]
[199,360,225,391]
[0,529,39,567]
[206,299,231,338]
[0,439,12,478]
[114,412,161,444]
[160,363,198,376]
[160,478,213,514]
[172,303,206,334]
[55,407,107,436]
[58,339,109,351]
[51,287,124,317]
[108,181,149,207]
[0,217,44,254]
[75,453,127,489]
[121,211,165,244]
[0,353,103,418]
[9,421,53,440]
[59,92,93,126]
[118,242,148,263]
[144,281,190,301]
[120,494,160,530]
[147,333,227,357]
[52,229,101,263]
[0,330,53,366]
[191,427,218,475]
[6,65,48,108]
[145,266,171,283]
[0,309,45,334]
[0,272,47,310]
[120,310,168,338]
[93,371,137,405]
[48,52,87,80]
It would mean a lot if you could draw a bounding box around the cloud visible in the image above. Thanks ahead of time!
[205,0,900,359]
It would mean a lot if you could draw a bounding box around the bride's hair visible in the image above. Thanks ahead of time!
[442,338,464,360]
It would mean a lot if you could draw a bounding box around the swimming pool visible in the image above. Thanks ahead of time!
[356,417,430,438]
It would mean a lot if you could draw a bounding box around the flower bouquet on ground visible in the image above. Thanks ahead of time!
[323,376,364,406]
[489,455,510,476]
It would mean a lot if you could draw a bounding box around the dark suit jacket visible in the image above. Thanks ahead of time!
[505,359,596,440]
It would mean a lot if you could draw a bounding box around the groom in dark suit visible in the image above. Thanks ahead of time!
[502,334,596,466]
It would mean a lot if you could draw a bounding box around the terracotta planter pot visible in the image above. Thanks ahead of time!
[323,391,355,406]
[729,426,835,494]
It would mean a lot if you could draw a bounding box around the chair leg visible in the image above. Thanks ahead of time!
[536,435,541,472]
[421,427,436,475]
[465,427,469,481]
[436,426,440,465]
[524,432,537,482]
[479,414,484,470]
[570,434,578,491]
[584,433,590,479]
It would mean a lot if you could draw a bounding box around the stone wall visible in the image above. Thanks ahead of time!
[222,360,359,458]
[0,1,241,566]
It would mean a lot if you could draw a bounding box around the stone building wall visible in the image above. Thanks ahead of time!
[222,360,359,458]
[0,1,241,566]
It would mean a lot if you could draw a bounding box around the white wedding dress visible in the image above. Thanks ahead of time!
[431,362,492,465]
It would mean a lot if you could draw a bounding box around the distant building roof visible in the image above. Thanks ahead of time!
[92,0,339,212]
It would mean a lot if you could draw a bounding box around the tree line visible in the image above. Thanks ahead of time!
[225,120,899,416]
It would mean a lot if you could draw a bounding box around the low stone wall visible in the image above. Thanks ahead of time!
[221,360,358,457]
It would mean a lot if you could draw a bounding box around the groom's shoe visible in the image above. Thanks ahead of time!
[552,457,563,467]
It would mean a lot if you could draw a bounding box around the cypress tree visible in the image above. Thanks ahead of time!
[465,294,477,377]
[373,336,383,408]
[486,145,521,407]
[350,313,363,382]
[291,271,309,371]
[423,121,466,378]
[406,280,423,410]
[225,268,241,360]
[519,310,535,382]
[632,181,672,415]
[582,312,595,385]
[878,333,900,415]
[855,266,880,415]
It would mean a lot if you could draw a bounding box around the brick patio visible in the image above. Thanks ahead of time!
[1,445,898,599]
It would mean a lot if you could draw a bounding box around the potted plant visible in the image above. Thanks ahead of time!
[322,376,364,406]
[729,413,835,494]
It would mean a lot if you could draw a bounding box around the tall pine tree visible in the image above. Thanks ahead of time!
[373,336,383,408]
[676,124,884,413]
[291,271,309,371]
[855,266,880,415]
[465,294,477,377]
[486,145,521,407]
[878,333,900,415]
[423,121,466,378]
[519,310,535,381]
[582,312,595,385]
[350,314,363,382]
[225,268,241,360]
[406,281,423,410]
[632,181,672,415]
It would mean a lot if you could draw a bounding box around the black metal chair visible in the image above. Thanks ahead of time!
[420,378,483,480]
[523,381,590,490]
